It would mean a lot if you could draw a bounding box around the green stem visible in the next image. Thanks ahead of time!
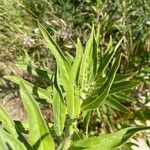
[62,120,76,150]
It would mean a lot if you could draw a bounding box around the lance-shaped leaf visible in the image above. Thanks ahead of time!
[0,105,33,149]
[105,36,113,53]
[20,80,55,150]
[66,39,82,119]
[110,81,140,94]
[0,133,9,150]
[16,63,52,80]
[4,76,52,104]
[78,27,94,88]
[39,23,70,90]
[112,93,134,103]
[114,72,137,83]
[53,71,67,136]
[70,127,150,150]
[73,38,83,83]
[89,35,98,81]
[82,55,121,111]
[105,96,129,113]
[0,105,18,138]
[96,37,123,80]
[0,129,27,150]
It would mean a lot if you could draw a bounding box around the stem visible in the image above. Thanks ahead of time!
[63,136,71,150]
[62,120,76,150]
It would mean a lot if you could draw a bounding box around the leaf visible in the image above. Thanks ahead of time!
[114,72,137,83]
[95,24,100,44]
[53,71,67,136]
[64,51,74,64]
[73,38,83,83]
[82,55,121,111]
[39,23,70,90]
[0,105,18,138]
[19,80,55,150]
[82,111,91,137]
[0,131,9,150]
[110,81,140,94]
[105,36,113,53]
[105,96,129,113]
[78,27,94,88]
[16,63,52,80]
[66,38,82,119]
[4,76,52,104]
[90,35,98,81]
[0,105,32,149]
[70,127,150,150]
[96,50,114,79]
[96,37,123,79]
[111,93,134,103]
[0,129,27,150]
[66,75,81,119]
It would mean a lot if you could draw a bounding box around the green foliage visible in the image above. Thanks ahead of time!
[70,127,150,150]
[0,25,149,149]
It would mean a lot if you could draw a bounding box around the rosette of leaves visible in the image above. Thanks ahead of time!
[0,24,149,150]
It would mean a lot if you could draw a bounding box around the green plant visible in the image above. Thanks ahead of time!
[0,24,149,150]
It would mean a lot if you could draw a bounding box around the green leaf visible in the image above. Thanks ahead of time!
[0,105,32,149]
[96,51,114,79]
[105,36,113,53]
[70,127,150,150]
[105,97,129,113]
[114,72,137,83]
[19,80,55,150]
[96,37,123,80]
[110,81,140,94]
[64,51,74,64]
[53,71,67,136]
[73,38,83,83]
[82,55,121,111]
[4,76,52,104]
[66,38,82,119]
[16,63,52,80]
[66,78,81,119]
[112,93,134,103]
[90,35,98,81]
[0,105,18,138]
[82,111,91,137]
[0,129,27,150]
[79,27,94,88]
[95,24,100,44]
[0,130,9,150]
[39,23,70,90]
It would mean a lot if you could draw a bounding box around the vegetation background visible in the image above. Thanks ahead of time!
[0,0,150,149]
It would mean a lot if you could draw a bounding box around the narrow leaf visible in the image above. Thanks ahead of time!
[79,27,94,88]
[0,105,18,138]
[96,37,123,79]
[0,129,26,150]
[53,71,67,136]
[0,133,9,150]
[114,72,137,83]
[39,23,70,90]
[16,63,52,80]
[4,76,52,104]
[20,80,55,150]
[110,81,140,94]
[82,55,121,111]
[105,97,129,113]
[113,93,134,103]
[70,127,150,150]
[66,38,82,119]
